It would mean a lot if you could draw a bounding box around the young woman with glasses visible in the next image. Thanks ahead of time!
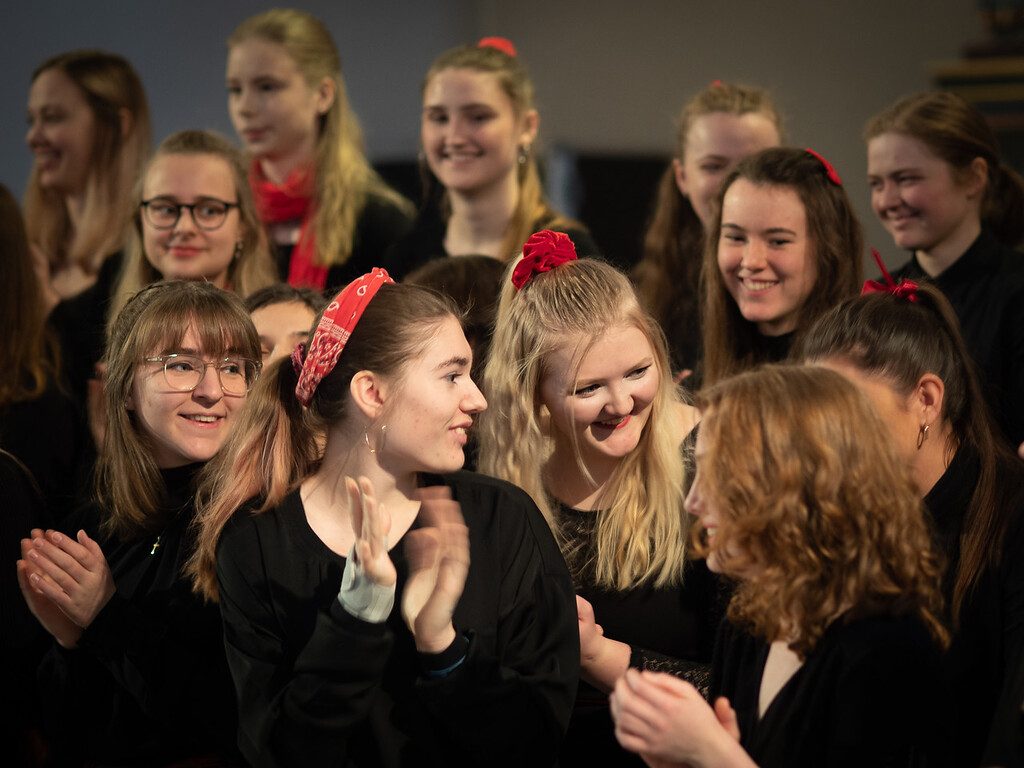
[17,280,261,766]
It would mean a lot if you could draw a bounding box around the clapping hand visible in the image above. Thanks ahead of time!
[347,476,396,588]
[401,486,470,654]
[17,528,115,648]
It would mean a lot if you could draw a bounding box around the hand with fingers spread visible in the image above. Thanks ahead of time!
[17,528,116,646]
[346,476,396,588]
[401,486,470,654]
[610,669,755,768]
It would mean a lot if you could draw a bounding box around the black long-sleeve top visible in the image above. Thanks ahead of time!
[555,502,725,767]
[712,613,953,767]
[215,470,579,767]
[37,463,241,767]
[923,448,1024,767]
[893,230,1024,446]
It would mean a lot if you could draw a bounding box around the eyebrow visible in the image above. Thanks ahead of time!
[434,355,470,371]
[722,223,798,236]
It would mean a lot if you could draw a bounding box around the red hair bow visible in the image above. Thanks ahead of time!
[477,36,517,57]
[511,230,578,290]
[805,148,843,186]
[861,248,919,302]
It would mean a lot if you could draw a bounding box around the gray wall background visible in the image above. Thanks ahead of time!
[1,1,985,267]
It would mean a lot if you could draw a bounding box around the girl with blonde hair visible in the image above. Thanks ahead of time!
[226,8,413,292]
[18,280,259,766]
[26,49,150,307]
[384,37,597,280]
[634,81,781,376]
[479,231,716,766]
[612,364,950,767]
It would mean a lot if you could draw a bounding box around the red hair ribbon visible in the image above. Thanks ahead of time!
[861,248,919,302]
[709,79,724,88]
[511,230,578,290]
[477,36,517,57]
[293,268,394,406]
[804,148,843,186]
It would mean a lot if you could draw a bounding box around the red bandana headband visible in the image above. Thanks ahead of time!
[861,248,919,302]
[477,36,517,57]
[291,268,394,406]
[511,230,578,290]
[804,148,843,186]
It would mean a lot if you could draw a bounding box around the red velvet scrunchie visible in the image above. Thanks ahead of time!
[511,230,578,290]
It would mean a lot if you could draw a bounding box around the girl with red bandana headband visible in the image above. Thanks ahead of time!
[190,268,578,767]
[480,231,718,767]
[226,9,413,292]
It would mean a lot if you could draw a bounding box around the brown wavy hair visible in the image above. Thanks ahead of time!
[422,43,582,261]
[795,284,1023,624]
[694,364,948,658]
[634,82,782,371]
[865,90,1024,248]
[701,147,863,386]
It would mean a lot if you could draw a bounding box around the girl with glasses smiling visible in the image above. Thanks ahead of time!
[17,280,260,766]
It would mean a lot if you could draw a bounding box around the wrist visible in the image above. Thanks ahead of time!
[700,727,755,768]
[415,623,457,654]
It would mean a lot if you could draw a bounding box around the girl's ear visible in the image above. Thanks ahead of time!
[518,109,539,148]
[349,370,387,421]
[911,372,945,427]
[964,156,989,199]
[315,76,336,116]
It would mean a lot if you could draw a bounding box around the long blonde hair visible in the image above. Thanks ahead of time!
[108,130,278,335]
[479,257,687,589]
[695,365,948,658]
[228,9,411,267]
[423,43,582,261]
[25,50,151,276]
[99,281,260,540]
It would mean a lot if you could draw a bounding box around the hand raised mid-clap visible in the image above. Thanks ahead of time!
[401,486,470,654]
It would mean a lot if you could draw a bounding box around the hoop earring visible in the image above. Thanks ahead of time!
[364,424,388,454]
[916,423,930,450]
[517,144,530,165]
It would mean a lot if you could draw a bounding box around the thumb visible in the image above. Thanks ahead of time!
[714,696,741,741]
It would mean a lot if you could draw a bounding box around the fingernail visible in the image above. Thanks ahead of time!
[29,551,38,560]
[30,573,40,583]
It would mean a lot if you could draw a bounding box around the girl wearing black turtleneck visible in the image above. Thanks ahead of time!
[699,147,863,389]
[800,283,1024,768]
[16,281,260,767]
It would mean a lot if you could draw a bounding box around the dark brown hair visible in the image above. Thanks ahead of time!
[795,284,1023,622]
[702,147,863,385]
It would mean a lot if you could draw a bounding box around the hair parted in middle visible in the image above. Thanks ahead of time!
[422,41,581,262]
[701,146,863,386]
[99,280,260,541]
[109,129,278,335]
[190,281,458,601]
[694,364,948,659]
[228,8,412,268]
[479,255,688,589]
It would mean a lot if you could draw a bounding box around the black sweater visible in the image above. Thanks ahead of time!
[215,470,579,767]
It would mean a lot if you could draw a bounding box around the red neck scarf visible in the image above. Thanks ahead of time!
[250,162,328,290]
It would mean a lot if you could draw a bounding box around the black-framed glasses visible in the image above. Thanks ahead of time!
[140,197,239,231]
[143,354,260,395]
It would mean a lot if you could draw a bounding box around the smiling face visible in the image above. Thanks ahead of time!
[227,37,332,174]
[251,300,316,364]
[421,67,537,196]
[717,179,817,337]
[141,153,242,287]
[675,111,780,228]
[26,68,97,197]
[128,324,247,468]
[378,315,488,476]
[539,321,659,470]
[867,131,982,256]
